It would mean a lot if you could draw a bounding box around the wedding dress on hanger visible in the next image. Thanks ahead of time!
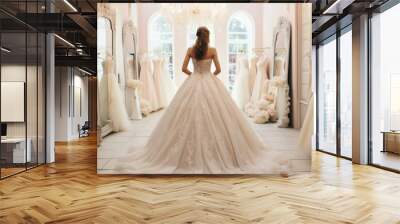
[139,54,160,112]
[104,56,129,131]
[153,57,168,108]
[161,57,177,104]
[232,54,250,110]
[112,58,288,174]
[250,55,269,103]
[248,55,259,93]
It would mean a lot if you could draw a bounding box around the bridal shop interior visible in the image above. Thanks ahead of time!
[97,3,313,174]
[2,0,400,222]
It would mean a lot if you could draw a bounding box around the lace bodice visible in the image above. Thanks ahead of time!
[193,58,212,74]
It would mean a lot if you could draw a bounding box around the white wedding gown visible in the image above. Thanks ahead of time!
[139,56,160,111]
[250,55,269,103]
[153,57,169,108]
[248,56,258,93]
[114,58,288,174]
[232,55,250,110]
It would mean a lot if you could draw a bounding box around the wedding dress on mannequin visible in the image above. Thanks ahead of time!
[250,55,269,103]
[248,55,259,93]
[232,55,250,110]
[139,55,159,112]
[112,57,288,174]
[104,56,130,131]
[160,57,177,104]
[153,57,168,108]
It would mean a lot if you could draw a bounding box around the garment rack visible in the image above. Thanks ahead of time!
[252,47,270,53]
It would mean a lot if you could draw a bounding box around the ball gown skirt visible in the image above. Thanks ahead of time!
[112,59,288,174]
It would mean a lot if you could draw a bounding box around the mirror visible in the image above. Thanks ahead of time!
[270,17,291,128]
[122,20,140,119]
[97,12,115,138]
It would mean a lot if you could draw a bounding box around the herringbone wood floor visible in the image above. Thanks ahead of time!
[1,135,400,224]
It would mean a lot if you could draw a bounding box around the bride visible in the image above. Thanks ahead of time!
[115,27,288,175]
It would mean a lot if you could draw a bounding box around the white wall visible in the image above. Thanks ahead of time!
[1,64,46,163]
[54,67,89,141]
[1,65,26,139]
[1,65,41,138]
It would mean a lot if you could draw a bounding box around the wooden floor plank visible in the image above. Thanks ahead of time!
[1,134,400,223]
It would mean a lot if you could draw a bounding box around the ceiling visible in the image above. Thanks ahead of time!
[0,0,396,75]
[0,0,97,74]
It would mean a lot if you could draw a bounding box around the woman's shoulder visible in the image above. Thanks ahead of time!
[187,47,194,55]
[208,47,217,55]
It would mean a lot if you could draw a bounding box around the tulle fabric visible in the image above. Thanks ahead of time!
[232,55,250,110]
[153,58,169,108]
[153,57,177,107]
[250,56,268,103]
[104,58,130,132]
[139,56,159,111]
[161,58,177,104]
[248,56,258,93]
[113,59,288,174]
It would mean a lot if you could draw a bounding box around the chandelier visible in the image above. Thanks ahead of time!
[160,3,227,25]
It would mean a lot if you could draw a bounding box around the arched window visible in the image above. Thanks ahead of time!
[227,13,253,91]
[148,13,174,79]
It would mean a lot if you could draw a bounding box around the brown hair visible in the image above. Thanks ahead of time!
[193,26,210,60]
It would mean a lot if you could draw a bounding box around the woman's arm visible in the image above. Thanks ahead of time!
[181,48,192,75]
[212,48,221,75]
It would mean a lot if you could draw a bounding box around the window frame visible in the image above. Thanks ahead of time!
[226,12,254,92]
[315,24,353,161]
[148,13,175,79]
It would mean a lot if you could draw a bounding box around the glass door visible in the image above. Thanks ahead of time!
[0,1,46,179]
[316,26,353,159]
[1,31,28,178]
[370,3,400,171]
[317,36,337,154]
[339,28,352,158]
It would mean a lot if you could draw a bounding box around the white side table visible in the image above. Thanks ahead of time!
[1,138,32,163]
